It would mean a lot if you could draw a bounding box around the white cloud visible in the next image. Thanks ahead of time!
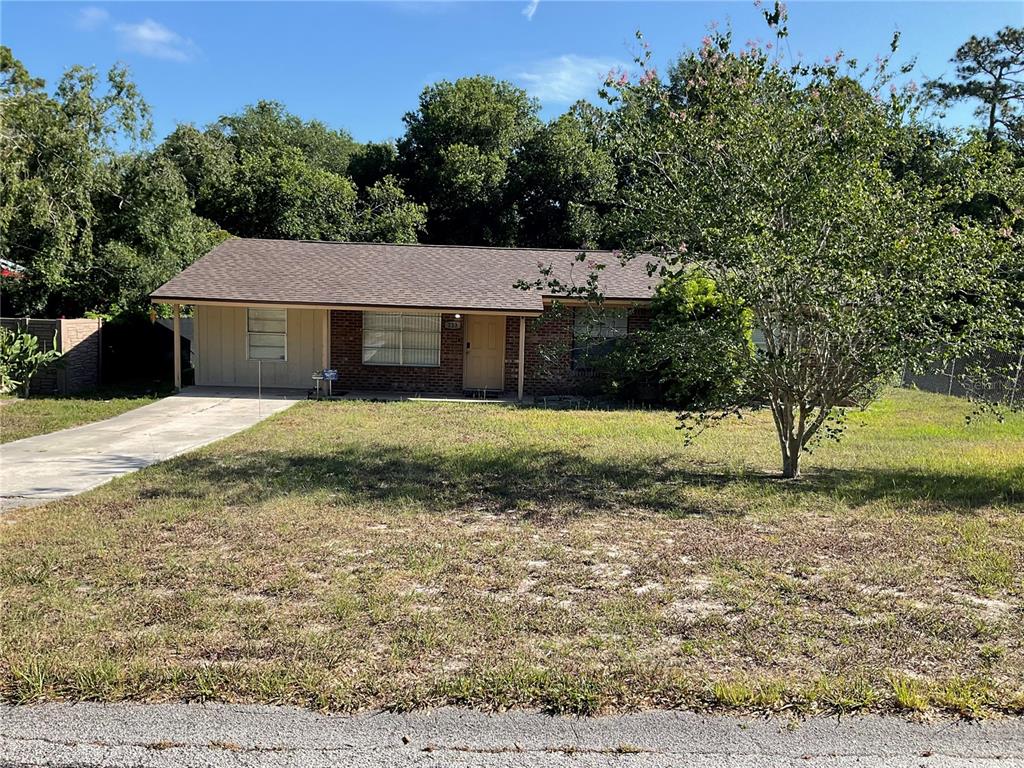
[76,6,110,31]
[114,19,197,62]
[76,7,197,63]
[517,54,624,104]
[522,0,540,21]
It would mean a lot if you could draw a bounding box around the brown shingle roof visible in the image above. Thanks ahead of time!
[151,239,659,313]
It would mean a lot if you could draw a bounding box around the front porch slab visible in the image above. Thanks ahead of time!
[334,390,532,404]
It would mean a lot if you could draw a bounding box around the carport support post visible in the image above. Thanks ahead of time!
[517,316,525,401]
[322,310,330,370]
[172,303,182,391]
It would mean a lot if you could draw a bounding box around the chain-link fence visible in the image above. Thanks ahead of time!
[902,348,1024,406]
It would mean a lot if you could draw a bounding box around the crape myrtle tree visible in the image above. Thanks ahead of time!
[555,8,1022,478]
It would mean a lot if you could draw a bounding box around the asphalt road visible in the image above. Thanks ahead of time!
[1,703,1022,767]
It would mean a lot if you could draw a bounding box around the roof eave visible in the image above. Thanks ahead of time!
[150,295,545,316]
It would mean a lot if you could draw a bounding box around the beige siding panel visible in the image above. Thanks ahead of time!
[195,305,323,389]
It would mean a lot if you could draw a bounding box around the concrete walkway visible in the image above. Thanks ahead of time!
[0,387,301,512]
[0,703,1021,767]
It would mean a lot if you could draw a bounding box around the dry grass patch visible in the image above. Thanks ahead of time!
[1,388,1022,716]
[0,387,166,443]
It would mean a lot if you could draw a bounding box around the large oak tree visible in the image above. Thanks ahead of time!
[1,46,222,316]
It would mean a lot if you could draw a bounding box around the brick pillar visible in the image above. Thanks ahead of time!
[57,318,103,394]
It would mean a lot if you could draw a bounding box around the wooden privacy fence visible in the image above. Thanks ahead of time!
[0,317,103,395]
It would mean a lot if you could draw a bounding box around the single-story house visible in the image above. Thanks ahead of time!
[150,238,658,398]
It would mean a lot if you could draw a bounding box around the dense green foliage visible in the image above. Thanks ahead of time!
[1,55,617,318]
[510,107,617,248]
[0,326,62,397]
[1,18,1021,466]
[0,46,224,317]
[158,101,426,245]
[589,17,1023,476]
[600,277,753,408]
[397,76,540,245]
[392,76,616,247]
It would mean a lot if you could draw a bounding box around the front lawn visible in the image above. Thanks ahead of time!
[0,387,168,443]
[1,389,1021,716]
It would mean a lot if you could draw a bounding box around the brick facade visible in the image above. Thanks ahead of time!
[628,306,652,333]
[503,311,572,396]
[1,317,102,395]
[502,305,652,396]
[329,310,465,393]
[329,306,651,397]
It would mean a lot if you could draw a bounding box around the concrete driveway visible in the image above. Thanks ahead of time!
[0,387,301,512]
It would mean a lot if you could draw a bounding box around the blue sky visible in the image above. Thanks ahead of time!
[4,1,1021,144]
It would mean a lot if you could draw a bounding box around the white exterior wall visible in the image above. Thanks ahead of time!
[195,305,325,389]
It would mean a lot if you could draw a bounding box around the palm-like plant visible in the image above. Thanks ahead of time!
[0,327,63,398]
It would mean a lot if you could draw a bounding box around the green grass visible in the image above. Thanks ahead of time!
[1,388,1021,716]
[889,674,929,712]
[0,386,167,443]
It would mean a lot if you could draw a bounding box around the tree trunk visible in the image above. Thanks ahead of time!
[781,437,801,478]
[773,398,803,479]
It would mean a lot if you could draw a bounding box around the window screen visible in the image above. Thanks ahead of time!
[247,308,287,361]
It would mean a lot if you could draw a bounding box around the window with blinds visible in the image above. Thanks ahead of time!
[247,308,287,361]
[573,308,629,342]
[362,312,441,367]
[572,308,629,369]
